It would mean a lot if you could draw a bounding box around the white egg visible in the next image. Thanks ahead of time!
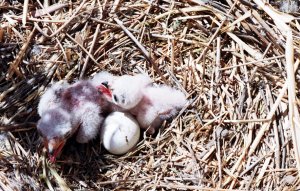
[101,112,140,155]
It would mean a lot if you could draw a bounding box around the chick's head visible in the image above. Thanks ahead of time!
[90,71,117,102]
[90,71,116,88]
[37,107,77,162]
[109,74,152,110]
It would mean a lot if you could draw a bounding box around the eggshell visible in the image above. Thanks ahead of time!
[101,112,140,155]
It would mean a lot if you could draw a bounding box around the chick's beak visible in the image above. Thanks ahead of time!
[44,138,66,163]
[97,83,112,99]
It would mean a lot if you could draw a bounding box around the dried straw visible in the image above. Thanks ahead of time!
[1,0,300,190]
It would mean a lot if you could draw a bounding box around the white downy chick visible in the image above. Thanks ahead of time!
[61,80,104,143]
[37,80,104,162]
[131,85,187,134]
[100,73,187,134]
[110,74,152,110]
[37,81,69,116]
[101,111,140,155]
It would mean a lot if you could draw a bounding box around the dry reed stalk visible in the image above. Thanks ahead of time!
[22,0,29,26]
[7,27,36,78]
[252,0,300,176]
[33,3,68,17]
[80,24,100,79]
[1,0,300,190]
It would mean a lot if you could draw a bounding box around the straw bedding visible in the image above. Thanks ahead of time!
[1,0,300,190]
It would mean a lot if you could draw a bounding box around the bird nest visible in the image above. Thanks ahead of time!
[1,0,300,190]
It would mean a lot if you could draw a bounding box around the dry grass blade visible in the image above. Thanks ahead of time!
[252,0,300,175]
[7,27,36,78]
[80,24,101,79]
[49,167,71,191]
[114,18,151,60]
[33,3,68,17]
[0,122,36,132]
[22,0,29,26]
[1,0,300,190]
[48,0,87,37]
[114,17,167,82]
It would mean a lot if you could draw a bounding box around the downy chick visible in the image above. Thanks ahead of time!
[37,80,104,162]
[100,74,187,134]
[61,80,104,143]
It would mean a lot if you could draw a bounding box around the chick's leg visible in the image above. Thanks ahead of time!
[75,102,103,143]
